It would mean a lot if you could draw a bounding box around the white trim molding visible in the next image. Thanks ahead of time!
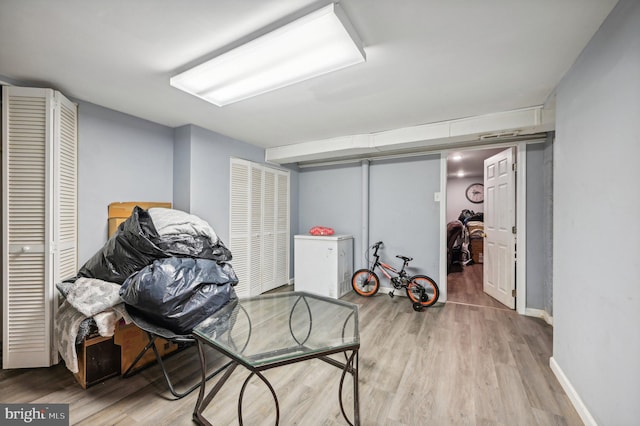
[438,154,448,303]
[524,308,553,326]
[550,357,598,426]
[516,142,527,315]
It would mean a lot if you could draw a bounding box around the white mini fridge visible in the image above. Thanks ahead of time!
[294,234,353,298]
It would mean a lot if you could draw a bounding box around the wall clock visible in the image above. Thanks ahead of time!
[465,183,484,203]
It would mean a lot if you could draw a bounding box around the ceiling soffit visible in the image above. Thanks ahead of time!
[267,105,554,165]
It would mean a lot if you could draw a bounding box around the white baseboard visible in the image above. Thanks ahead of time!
[524,308,553,325]
[549,357,597,426]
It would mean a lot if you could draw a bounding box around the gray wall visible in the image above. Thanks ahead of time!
[73,104,299,281]
[62,100,297,280]
[172,125,191,212]
[369,156,441,279]
[177,124,265,245]
[298,148,551,309]
[542,137,553,315]
[446,176,484,223]
[525,138,553,312]
[297,155,441,287]
[172,124,300,279]
[554,0,640,423]
[298,162,362,261]
[77,101,174,264]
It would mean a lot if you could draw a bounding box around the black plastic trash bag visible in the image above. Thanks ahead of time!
[154,233,232,261]
[119,257,238,334]
[77,206,233,284]
[78,207,167,284]
[147,207,233,261]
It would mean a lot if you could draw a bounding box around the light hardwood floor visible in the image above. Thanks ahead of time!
[0,290,581,425]
[447,262,510,310]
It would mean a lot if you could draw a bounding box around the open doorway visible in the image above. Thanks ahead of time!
[445,147,513,310]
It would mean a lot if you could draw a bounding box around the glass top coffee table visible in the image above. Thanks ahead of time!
[192,291,360,425]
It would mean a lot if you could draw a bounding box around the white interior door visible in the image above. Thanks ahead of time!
[483,148,516,308]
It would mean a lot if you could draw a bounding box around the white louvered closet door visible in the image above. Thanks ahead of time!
[229,160,251,297]
[2,86,77,369]
[53,93,78,300]
[275,171,290,287]
[261,168,276,292]
[249,164,263,296]
[229,158,290,298]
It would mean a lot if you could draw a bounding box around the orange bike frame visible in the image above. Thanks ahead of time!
[377,262,399,280]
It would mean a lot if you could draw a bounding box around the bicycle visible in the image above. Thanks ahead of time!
[351,241,440,311]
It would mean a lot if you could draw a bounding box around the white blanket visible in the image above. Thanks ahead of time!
[148,207,219,243]
[54,278,130,373]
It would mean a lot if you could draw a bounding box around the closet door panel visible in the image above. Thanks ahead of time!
[2,87,52,368]
[249,165,263,296]
[261,169,276,292]
[275,172,290,285]
[54,94,78,284]
[229,159,251,298]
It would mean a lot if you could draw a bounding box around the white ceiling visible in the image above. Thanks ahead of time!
[446,147,505,178]
[0,0,617,151]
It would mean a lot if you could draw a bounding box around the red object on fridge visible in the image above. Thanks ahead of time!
[309,226,335,236]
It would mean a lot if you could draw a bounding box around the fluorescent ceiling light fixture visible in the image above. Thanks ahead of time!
[170,3,366,106]
[457,171,465,177]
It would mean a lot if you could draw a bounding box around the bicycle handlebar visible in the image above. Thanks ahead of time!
[371,241,383,260]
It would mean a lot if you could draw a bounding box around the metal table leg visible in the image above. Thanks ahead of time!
[238,370,280,425]
[193,340,239,426]
[338,349,360,426]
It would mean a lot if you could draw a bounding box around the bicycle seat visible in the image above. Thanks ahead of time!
[396,255,413,262]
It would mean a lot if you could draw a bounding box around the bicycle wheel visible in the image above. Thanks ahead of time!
[406,275,439,307]
[352,269,380,296]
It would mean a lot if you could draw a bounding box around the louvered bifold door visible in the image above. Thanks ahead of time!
[2,86,54,368]
[229,159,290,298]
[53,93,77,284]
[52,93,78,363]
[261,168,276,292]
[229,159,251,298]
[275,171,290,286]
[249,165,263,296]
